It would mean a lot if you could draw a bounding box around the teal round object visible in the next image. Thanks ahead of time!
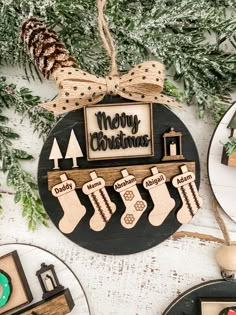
[0,271,11,308]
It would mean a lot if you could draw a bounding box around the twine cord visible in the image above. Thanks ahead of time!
[213,198,231,246]
[97,0,118,76]
[212,198,236,280]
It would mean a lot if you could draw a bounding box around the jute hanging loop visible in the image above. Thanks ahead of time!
[97,0,118,77]
[213,199,236,281]
[21,2,183,115]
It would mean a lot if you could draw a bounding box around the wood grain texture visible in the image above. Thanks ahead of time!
[16,290,74,315]
[47,161,196,190]
[1,65,236,315]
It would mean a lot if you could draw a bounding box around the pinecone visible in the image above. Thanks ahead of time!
[21,18,77,79]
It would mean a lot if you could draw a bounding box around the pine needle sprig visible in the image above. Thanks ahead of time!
[0,0,235,121]
[0,77,56,137]
[0,123,49,230]
[0,77,56,229]
[224,136,236,155]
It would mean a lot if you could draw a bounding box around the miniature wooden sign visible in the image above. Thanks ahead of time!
[51,173,86,234]
[172,164,203,224]
[201,300,236,315]
[38,101,201,255]
[0,251,32,314]
[82,171,116,231]
[84,102,154,160]
[143,167,175,226]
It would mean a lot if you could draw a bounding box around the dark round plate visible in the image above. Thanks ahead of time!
[208,102,236,223]
[163,279,236,315]
[38,96,200,255]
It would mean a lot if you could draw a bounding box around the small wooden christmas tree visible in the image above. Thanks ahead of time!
[65,130,83,168]
[49,138,63,169]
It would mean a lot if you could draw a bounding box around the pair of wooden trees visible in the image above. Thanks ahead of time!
[49,130,83,169]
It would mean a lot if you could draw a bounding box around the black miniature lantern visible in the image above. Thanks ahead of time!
[36,263,64,300]
[162,127,184,161]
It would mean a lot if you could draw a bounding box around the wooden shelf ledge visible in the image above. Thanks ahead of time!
[13,289,74,315]
[47,161,195,190]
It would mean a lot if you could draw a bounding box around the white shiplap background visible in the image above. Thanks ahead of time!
[1,65,236,315]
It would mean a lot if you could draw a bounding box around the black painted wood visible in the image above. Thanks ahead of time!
[163,280,236,315]
[38,96,200,255]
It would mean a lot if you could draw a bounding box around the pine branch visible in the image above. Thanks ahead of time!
[0,78,56,229]
[0,124,49,230]
[0,77,56,137]
[0,0,235,121]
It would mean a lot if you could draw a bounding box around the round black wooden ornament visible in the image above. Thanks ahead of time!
[38,96,200,255]
[163,280,236,315]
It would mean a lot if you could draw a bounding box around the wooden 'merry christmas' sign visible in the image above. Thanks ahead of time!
[84,102,154,160]
[21,6,203,254]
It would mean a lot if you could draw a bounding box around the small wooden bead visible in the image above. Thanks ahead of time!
[216,245,236,271]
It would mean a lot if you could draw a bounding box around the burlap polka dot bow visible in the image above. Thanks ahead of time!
[40,61,182,115]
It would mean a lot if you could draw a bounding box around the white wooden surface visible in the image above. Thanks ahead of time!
[1,66,236,315]
[208,103,236,222]
[0,243,90,314]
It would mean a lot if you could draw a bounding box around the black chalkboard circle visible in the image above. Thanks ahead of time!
[163,279,236,315]
[38,96,200,255]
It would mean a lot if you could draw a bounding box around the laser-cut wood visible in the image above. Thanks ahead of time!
[51,173,86,234]
[143,167,175,226]
[172,164,203,224]
[65,129,83,168]
[49,138,63,170]
[47,161,196,191]
[82,171,116,231]
[84,102,154,160]
[114,169,147,229]
[38,101,201,255]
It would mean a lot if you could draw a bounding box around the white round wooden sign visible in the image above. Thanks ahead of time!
[0,243,90,315]
[208,102,236,222]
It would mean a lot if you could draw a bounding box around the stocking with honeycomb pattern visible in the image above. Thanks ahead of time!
[114,169,147,229]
